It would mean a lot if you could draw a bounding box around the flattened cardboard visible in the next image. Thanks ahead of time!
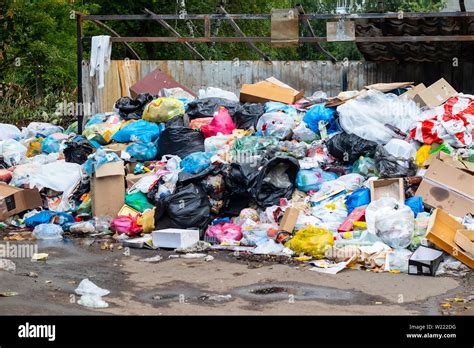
[129,68,196,98]
[426,209,473,268]
[415,159,474,217]
[240,77,304,104]
[399,83,426,100]
[365,82,413,93]
[370,178,405,203]
[91,161,125,217]
[454,230,474,256]
[0,184,42,221]
[413,78,457,108]
[279,207,300,233]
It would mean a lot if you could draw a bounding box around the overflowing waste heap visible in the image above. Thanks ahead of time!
[0,77,473,276]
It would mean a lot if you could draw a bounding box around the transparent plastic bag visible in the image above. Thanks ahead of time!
[142,97,185,123]
[352,156,376,177]
[198,87,239,102]
[292,121,318,143]
[256,112,295,140]
[2,139,27,166]
[181,152,213,174]
[296,168,338,192]
[32,223,63,240]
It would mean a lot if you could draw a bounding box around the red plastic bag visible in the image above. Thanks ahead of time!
[201,107,236,138]
[111,215,143,236]
[205,222,242,243]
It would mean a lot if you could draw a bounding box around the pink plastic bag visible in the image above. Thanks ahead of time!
[111,215,143,236]
[201,107,236,138]
[205,223,242,243]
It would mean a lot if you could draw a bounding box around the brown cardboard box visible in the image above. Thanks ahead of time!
[0,184,42,221]
[413,78,457,108]
[91,161,125,217]
[370,178,405,203]
[454,230,474,256]
[279,207,300,233]
[104,143,129,157]
[426,209,473,268]
[240,77,304,104]
[416,159,473,217]
[126,172,154,189]
[425,151,474,174]
[399,83,426,100]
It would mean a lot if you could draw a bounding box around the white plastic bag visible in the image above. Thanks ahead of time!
[366,197,414,249]
[384,139,416,160]
[257,112,295,139]
[337,90,421,144]
[385,248,413,273]
[0,124,22,141]
[1,139,27,166]
[32,224,63,240]
[198,87,239,102]
[292,121,318,142]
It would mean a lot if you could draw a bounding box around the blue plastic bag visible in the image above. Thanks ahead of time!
[405,196,424,217]
[344,187,371,214]
[125,142,157,161]
[181,152,213,174]
[112,120,161,143]
[265,102,297,115]
[25,210,75,228]
[84,148,121,176]
[42,135,61,154]
[303,104,338,136]
[296,169,338,192]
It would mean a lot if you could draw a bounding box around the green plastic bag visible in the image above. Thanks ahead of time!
[125,192,154,212]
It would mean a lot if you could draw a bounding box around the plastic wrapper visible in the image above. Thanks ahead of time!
[111,215,143,236]
[344,187,371,214]
[142,97,185,123]
[365,197,414,249]
[114,93,154,120]
[284,226,334,259]
[292,122,318,143]
[374,145,417,178]
[296,168,338,192]
[155,183,211,231]
[187,98,240,119]
[337,173,365,191]
[124,142,157,161]
[256,112,295,140]
[352,156,376,177]
[112,120,161,143]
[338,90,421,144]
[125,191,155,212]
[251,157,299,207]
[2,139,27,166]
[181,152,213,174]
[157,127,205,159]
[201,107,236,138]
[232,103,265,129]
[326,132,378,164]
[303,103,338,136]
[63,136,95,165]
[205,223,242,243]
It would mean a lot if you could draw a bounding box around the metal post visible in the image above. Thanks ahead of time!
[76,13,84,134]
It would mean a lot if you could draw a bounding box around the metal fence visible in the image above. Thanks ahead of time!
[82,60,474,114]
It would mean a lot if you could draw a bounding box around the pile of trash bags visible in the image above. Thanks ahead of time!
[0,84,472,276]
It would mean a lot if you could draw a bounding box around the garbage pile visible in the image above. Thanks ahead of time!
[0,77,472,276]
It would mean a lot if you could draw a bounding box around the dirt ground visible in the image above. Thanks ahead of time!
[0,239,472,315]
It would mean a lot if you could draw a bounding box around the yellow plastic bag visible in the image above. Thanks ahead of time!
[415,144,431,167]
[137,208,155,234]
[26,138,43,157]
[285,226,334,259]
[83,123,121,145]
[142,97,185,123]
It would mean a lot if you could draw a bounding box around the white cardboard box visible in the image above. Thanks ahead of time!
[152,229,200,249]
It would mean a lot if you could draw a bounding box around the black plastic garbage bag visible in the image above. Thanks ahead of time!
[63,137,95,165]
[327,132,378,164]
[187,98,240,119]
[374,145,417,178]
[157,127,205,159]
[114,93,154,120]
[154,183,211,232]
[232,103,265,129]
[251,156,299,208]
[221,162,259,216]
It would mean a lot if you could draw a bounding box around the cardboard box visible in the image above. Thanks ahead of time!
[279,207,301,233]
[454,230,474,256]
[91,161,125,217]
[240,77,304,104]
[126,172,154,190]
[426,209,473,268]
[370,178,405,203]
[0,184,42,221]
[129,68,196,99]
[399,83,426,100]
[338,207,365,232]
[413,78,457,108]
[416,159,473,217]
[104,143,129,157]
[424,151,474,174]
[152,228,200,249]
